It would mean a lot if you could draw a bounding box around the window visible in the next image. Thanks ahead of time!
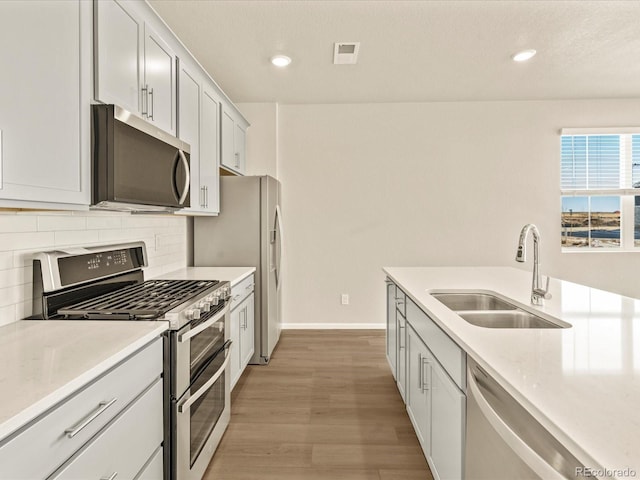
[560,129,640,251]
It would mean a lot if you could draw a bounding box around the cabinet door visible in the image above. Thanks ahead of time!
[220,108,236,171]
[200,84,221,214]
[0,0,90,207]
[431,360,465,480]
[240,293,255,367]
[386,282,397,377]
[143,24,176,134]
[178,62,201,209]
[234,122,247,173]
[396,314,406,401]
[95,0,142,115]
[406,324,431,458]
[229,305,241,390]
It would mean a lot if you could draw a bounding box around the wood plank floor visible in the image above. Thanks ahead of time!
[203,330,434,480]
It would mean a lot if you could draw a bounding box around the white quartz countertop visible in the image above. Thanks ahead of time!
[159,266,256,286]
[383,266,640,479]
[0,320,167,441]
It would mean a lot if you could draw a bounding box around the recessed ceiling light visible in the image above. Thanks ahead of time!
[512,49,537,62]
[271,55,292,67]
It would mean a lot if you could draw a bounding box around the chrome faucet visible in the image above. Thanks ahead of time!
[515,224,552,305]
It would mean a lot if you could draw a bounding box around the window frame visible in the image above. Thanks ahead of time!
[560,128,640,253]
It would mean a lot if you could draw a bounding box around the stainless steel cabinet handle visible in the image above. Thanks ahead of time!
[200,186,205,208]
[421,358,431,392]
[148,87,154,120]
[234,152,240,168]
[418,353,423,390]
[64,398,117,438]
[398,323,405,349]
[204,185,208,208]
[141,85,148,117]
[100,473,118,480]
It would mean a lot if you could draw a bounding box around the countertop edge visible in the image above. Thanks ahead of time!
[0,323,167,441]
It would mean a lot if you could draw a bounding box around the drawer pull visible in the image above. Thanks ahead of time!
[101,473,118,480]
[64,397,117,438]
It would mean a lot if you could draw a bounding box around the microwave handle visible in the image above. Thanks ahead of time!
[175,150,190,205]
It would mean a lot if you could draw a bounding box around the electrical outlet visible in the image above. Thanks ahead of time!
[341,294,349,305]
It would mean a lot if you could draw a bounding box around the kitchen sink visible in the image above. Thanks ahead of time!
[458,311,561,329]
[431,292,516,311]
[430,290,570,329]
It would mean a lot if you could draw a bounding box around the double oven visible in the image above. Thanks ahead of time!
[31,242,231,480]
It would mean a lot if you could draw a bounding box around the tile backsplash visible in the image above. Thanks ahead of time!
[0,210,188,327]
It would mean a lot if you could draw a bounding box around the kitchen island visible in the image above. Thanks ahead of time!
[384,266,640,479]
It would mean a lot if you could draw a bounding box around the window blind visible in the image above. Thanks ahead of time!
[561,135,620,190]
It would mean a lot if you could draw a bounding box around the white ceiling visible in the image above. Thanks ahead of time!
[149,0,640,104]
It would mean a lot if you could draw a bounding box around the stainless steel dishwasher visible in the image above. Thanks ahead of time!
[465,358,591,480]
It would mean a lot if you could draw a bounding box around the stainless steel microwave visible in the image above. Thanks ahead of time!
[92,104,190,212]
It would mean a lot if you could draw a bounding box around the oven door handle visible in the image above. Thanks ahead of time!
[179,303,230,343]
[178,340,232,413]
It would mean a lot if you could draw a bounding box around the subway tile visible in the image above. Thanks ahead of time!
[0,304,17,327]
[86,216,123,230]
[0,232,55,252]
[0,285,29,308]
[0,252,15,271]
[121,216,171,229]
[0,215,38,233]
[38,215,86,232]
[54,230,100,247]
[0,267,31,289]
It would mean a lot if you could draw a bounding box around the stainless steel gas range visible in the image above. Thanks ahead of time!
[30,242,231,480]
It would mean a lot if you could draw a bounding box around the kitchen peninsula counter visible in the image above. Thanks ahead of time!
[383,266,640,479]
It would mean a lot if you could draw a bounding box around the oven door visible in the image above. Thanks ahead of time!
[172,303,231,480]
[173,339,231,480]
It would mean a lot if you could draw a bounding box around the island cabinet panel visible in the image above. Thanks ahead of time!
[385,279,466,480]
[386,280,398,378]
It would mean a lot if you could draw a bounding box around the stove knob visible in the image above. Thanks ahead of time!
[211,293,220,306]
[200,301,211,312]
[185,308,201,321]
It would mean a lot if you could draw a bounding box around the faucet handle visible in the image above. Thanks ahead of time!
[534,276,552,300]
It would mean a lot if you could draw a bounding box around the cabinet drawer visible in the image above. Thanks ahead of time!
[0,338,162,480]
[406,299,465,390]
[50,379,163,480]
[135,446,163,480]
[230,274,254,310]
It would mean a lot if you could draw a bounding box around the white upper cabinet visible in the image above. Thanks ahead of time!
[0,0,91,209]
[221,105,249,175]
[143,24,176,134]
[177,59,221,216]
[95,0,176,135]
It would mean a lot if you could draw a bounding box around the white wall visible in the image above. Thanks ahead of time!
[278,99,640,328]
[0,210,187,327]
[236,102,279,178]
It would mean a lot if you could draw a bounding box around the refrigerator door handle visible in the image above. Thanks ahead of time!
[274,205,283,291]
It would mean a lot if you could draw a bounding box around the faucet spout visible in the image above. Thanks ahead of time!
[515,224,551,305]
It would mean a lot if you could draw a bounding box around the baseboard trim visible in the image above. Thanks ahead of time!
[281,323,385,330]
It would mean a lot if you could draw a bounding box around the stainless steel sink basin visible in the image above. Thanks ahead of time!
[458,311,562,329]
[429,290,571,329]
[431,292,516,311]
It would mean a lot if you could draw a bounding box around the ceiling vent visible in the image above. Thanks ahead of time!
[333,42,360,65]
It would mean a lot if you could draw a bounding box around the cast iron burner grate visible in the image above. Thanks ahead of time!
[57,279,219,320]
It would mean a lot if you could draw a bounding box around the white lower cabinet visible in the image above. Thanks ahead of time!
[230,275,256,390]
[0,338,163,480]
[49,380,163,480]
[136,446,163,480]
[386,280,466,480]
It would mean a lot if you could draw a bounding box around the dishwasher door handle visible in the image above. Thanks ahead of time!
[468,370,566,480]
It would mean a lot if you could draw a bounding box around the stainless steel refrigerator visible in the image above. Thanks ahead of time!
[194,175,282,365]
